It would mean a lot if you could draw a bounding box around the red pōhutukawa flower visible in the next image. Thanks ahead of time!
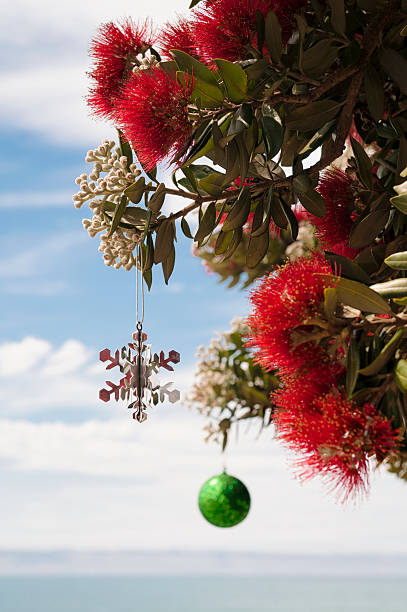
[192,0,306,63]
[247,253,336,375]
[158,16,200,60]
[308,168,359,259]
[275,388,401,500]
[115,67,193,170]
[88,19,154,119]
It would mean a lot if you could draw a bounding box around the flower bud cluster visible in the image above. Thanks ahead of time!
[133,55,159,73]
[73,139,143,271]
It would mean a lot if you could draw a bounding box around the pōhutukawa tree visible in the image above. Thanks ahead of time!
[74,0,407,499]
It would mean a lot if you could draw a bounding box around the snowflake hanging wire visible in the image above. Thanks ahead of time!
[98,242,181,421]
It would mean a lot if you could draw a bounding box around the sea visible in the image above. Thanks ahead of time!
[1,576,407,612]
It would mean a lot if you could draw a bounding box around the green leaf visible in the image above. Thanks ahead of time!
[334,277,391,314]
[108,195,128,238]
[328,0,346,36]
[390,193,407,214]
[220,227,243,261]
[247,232,269,268]
[296,188,326,218]
[395,359,407,392]
[117,129,133,167]
[162,244,175,285]
[190,74,224,108]
[271,194,298,239]
[194,202,217,242]
[346,338,360,398]
[184,114,233,166]
[385,251,407,270]
[359,328,404,376]
[214,59,248,103]
[350,136,373,189]
[170,50,220,88]
[370,278,407,298]
[325,252,372,284]
[215,229,233,255]
[349,208,389,248]
[301,40,340,77]
[189,0,202,6]
[148,183,166,213]
[123,177,146,204]
[181,216,193,239]
[198,172,225,197]
[154,220,174,264]
[364,65,385,121]
[261,114,284,160]
[143,268,152,290]
[265,10,282,64]
[144,234,154,271]
[222,186,251,231]
[324,287,338,321]
[285,100,343,131]
[379,48,407,96]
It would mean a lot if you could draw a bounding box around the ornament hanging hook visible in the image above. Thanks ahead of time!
[135,239,144,327]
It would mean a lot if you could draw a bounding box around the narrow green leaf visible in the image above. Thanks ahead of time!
[350,136,373,189]
[117,129,133,167]
[181,216,193,239]
[108,195,128,238]
[154,220,174,264]
[395,359,407,392]
[144,234,154,271]
[370,278,407,298]
[391,193,407,214]
[359,328,404,376]
[247,232,269,268]
[349,208,389,248]
[385,251,407,270]
[143,268,152,290]
[222,186,251,231]
[148,183,166,213]
[261,114,284,160]
[328,0,346,36]
[285,100,343,131]
[265,10,282,64]
[325,252,372,284]
[220,227,243,261]
[296,188,326,217]
[364,65,385,121]
[324,287,338,321]
[190,74,224,108]
[335,276,391,314]
[215,229,233,255]
[214,59,248,103]
[346,338,360,398]
[162,244,175,285]
[194,202,217,242]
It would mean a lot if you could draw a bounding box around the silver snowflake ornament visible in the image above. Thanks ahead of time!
[99,326,181,422]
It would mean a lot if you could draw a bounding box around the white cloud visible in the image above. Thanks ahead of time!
[0,337,51,376]
[0,335,194,417]
[0,190,74,208]
[0,231,85,279]
[40,340,92,377]
[0,0,192,144]
[0,413,407,553]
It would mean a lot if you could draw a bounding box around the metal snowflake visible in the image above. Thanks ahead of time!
[99,324,181,422]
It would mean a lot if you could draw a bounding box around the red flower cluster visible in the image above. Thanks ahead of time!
[116,68,193,170]
[193,0,305,63]
[158,16,199,60]
[308,169,359,259]
[88,19,154,119]
[248,254,400,498]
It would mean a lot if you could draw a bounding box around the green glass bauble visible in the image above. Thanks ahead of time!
[198,472,251,528]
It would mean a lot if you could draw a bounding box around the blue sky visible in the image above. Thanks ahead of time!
[1,0,407,564]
